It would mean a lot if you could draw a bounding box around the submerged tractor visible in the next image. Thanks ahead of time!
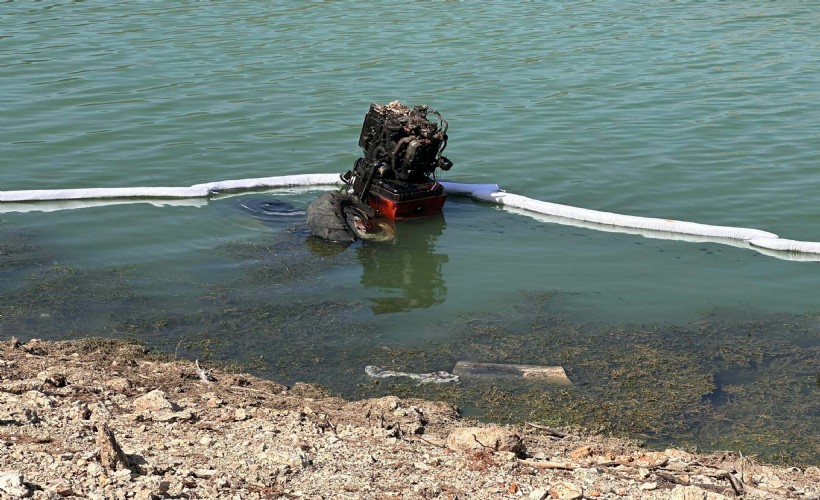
[307,101,452,242]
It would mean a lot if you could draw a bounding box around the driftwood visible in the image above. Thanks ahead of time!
[453,361,572,385]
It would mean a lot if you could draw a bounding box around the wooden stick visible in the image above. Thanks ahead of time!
[525,421,569,438]
[517,459,575,470]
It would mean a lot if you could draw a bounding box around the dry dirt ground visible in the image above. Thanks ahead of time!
[0,337,817,499]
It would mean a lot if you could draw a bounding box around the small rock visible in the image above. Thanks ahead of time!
[144,409,195,423]
[134,488,156,500]
[668,485,730,500]
[495,451,518,462]
[105,377,132,393]
[0,471,31,498]
[133,389,176,413]
[74,402,92,420]
[33,489,62,500]
[194,469,218,479]
[614,451,668,468]
[640,482,658,491]
[113,468,133,482]
[568,445,596,461]
[23,408,41,424]
[87,460,104,477]
[549,481,583,500]
[754,473,783,489]
[288,449,312,469]
[37,370,67,387]
[47,479,74,497]
[233,408,248,421]
[202,393,224,408]
[23,390,56,408]
[529,487,548,500]
[446,426,526,455]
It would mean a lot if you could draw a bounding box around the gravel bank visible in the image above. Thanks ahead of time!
[1,338,817,499]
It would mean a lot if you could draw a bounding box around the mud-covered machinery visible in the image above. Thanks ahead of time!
[307,101,453,242]
[345,101,452,219]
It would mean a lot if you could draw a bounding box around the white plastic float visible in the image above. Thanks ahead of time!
[0,174,344,202]
[2,174,820,260]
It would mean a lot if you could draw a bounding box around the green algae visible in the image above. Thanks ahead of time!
[0,260,141,340]
[0,226,52,276]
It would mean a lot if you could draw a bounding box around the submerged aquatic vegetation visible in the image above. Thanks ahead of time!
[0,227,51,275]
[0,260,141,340]
[216,231,358,293]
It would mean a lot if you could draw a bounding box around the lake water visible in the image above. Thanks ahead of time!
[2,2,818,464]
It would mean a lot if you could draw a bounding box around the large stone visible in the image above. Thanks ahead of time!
[97,423,130,471]
[446,426,526,455]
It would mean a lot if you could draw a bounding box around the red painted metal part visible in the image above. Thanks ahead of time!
[366,191,447,220]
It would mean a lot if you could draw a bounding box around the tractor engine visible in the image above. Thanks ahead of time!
[343,101,452,219]
[307,101,453,243]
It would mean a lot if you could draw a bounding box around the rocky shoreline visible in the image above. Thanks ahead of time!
[0,337,817,499]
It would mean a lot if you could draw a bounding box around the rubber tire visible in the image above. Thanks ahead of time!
[306,191,362,242]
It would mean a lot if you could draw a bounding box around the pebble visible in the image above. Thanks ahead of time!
[529,487,548,500]
[549,481,584,500]
[639,481,657,491]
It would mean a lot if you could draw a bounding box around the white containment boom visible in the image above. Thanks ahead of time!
[0,174,344,202]
[2,174,820,260]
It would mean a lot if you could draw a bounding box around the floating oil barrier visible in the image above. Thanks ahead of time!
[2,173,819,261]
